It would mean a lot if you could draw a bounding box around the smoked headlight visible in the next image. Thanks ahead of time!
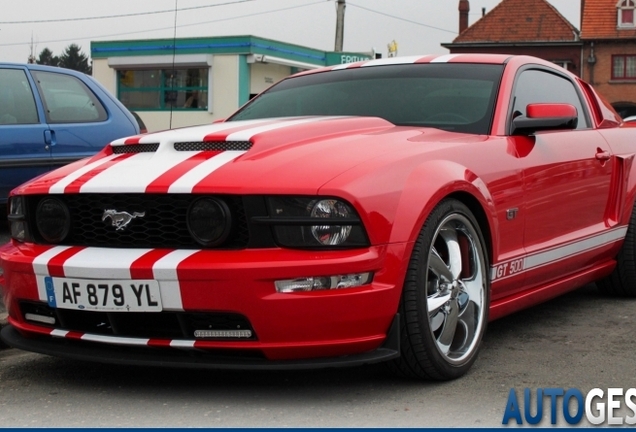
[263,197,369,248]
[35,197,70,243]
[187,197,231,247]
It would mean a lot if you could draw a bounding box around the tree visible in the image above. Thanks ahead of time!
[58,44,91,75]
[36,48,59,67]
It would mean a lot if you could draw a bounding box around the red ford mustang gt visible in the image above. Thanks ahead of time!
[1,54,634,380]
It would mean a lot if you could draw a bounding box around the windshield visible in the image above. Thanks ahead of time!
[229,63,503,135]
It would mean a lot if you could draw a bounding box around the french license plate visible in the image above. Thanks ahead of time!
[45,276,162,312]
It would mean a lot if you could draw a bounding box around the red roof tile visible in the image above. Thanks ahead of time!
[581,0,636,39]
[453,0,579,43]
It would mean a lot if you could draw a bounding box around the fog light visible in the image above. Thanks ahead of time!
[194,329,252,338]
[275,272,373,293]
[25,313,56,325]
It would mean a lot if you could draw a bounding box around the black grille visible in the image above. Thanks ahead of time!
[111,143,159,154]
[20,301,256,340]
[174,141,252,151]
[27,194,249,249]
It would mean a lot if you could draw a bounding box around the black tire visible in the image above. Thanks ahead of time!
[388,199,490,380]
[597,206,636,296]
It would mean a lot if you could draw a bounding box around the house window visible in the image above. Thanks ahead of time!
[612,55,636,79]
[117,68,208,110]
[618,0,636,27]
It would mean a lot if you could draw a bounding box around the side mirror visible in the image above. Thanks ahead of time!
[511,103,578,135]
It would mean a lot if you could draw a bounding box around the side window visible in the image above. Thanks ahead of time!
[512,69,588,129]
[32,71,107,124]
[0,69,39,125]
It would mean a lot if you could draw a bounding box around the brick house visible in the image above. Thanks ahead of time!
[442,0,582,75]
[581,0,636,117]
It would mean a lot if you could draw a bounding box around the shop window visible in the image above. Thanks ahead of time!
[618,0,636,27]
[612,55,636,79]
[117,68,208,110]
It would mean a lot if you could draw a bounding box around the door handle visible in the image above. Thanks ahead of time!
[595,148,611,162]
[44,130,57,150]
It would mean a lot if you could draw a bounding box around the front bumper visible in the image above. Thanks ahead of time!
[0,242,409,363]
[0,315,400,369]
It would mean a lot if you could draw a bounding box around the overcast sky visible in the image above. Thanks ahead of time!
[0,0,580,63]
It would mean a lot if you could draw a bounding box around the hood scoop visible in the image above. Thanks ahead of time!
[112,143,159,154]
[111,141,253,154]
[173,141,252,151]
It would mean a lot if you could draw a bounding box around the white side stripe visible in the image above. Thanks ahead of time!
[491,227,628,281]
[526,228,627,269]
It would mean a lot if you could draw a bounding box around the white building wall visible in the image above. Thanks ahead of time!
[249,62,291,95]
[92,59,116,93]
[92,54,245,133]
[211,55,240,120]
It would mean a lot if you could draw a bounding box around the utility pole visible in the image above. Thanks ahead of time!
[334,0,346,52]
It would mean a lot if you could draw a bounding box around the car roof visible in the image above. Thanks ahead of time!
[0,62,89,78]
[294,53,569,79]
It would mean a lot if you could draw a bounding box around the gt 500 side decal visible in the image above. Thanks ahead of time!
[491,226,628,282]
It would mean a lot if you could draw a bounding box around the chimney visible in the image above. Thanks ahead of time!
[459,0,470,33]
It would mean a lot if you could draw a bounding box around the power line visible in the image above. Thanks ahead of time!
[347,1,456,34]
[0,1,325,48]
[0,0,254,25]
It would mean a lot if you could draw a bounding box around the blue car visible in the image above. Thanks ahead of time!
[0,63,140,204]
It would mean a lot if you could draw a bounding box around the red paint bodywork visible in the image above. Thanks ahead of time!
[1,54,634,363]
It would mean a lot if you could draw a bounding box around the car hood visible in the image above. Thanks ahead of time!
[15,116,483,196]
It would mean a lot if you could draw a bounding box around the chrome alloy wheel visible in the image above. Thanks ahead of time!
[425,213,487,365]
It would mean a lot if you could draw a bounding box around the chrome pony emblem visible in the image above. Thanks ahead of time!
[102,209,145,231]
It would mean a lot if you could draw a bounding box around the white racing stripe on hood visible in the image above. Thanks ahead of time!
[167,151,245,193]
[110,118,276,146]
[73,119,327,193]
[224,117,329,141]
[77,150,197,193]
[48,154,120,194]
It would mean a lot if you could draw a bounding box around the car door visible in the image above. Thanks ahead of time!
[0,66,51,203]
[29,69,114,169]
[509,68,615,290]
